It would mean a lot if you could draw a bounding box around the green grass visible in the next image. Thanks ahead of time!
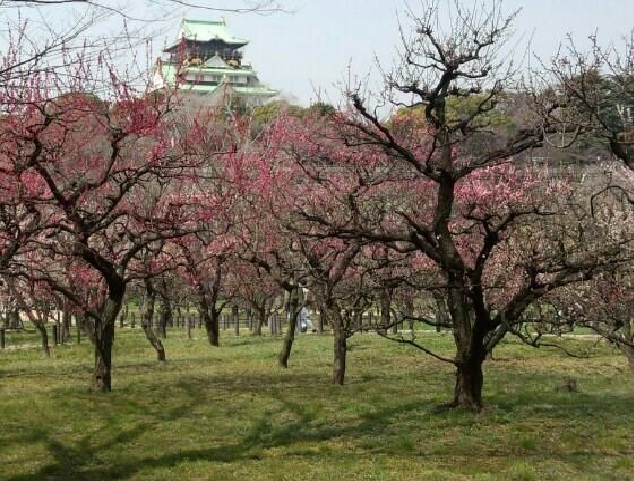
[1,328,632,481]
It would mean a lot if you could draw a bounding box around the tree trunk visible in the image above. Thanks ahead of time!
[232,305,240,337]
[452,356,485,410]
[6,278,21,329]
[278,287,300,368]
[142,280,166,362]
[246,307,253,331]
[317,303,326,334]
[35,322,51,357]
[7,303,19,329]
[193,281,220,347]
[623,345,634,370]
[446,274,488,410]
[254,305,265,336]
[76,311,94,342]
[59,299,71,342]
[158,295,171,339]
[452,316,486,410]
[12,292,50,357]
[269,313,276,336]
[278,319,296,367]
[84,272,126,393]
[379,293,390,336]
[403,296,414,332]
[619,318,634,369]
[203,307,220,347]
[92,314,116,393]
[196,294,219,347]
[143,325,166,361]
[174,302,181,328]
[433,291,450,332]
[333,326,347,385]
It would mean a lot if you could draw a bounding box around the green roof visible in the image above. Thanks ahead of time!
[179,84,278,97]
[227,85,279,97]
[182,66,259,77]
[177,19,248,46]
[158,63,260,82]
[156,63,277,98]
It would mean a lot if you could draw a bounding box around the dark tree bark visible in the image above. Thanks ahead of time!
[453,356,485,409]
[198,299,221,347]
[193,262,222,347]
[62,300,72,342]
[35,322,51,357]
[141,280,166,362]
[4,278,21,329]
[232,305,240,336]
[252,301,266,336]
[92,295,123,392]
[93,318,114,392]
[174,302,181,328]
[317,305,326,334]
[78,311,93,339]
[379,291,391,336]
[157,292,171,339]
[622,317,634,370]
[12,289,50,356]
[278,285,301,368]
[206,307,221,346]
[195,281,223,347]
[322,300,352,385]
[6,301,20,329]
[278,317,296,367]
[333,325,347,385]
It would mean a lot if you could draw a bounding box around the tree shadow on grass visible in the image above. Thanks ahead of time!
[4,395,424,481]
[4,368,633,481]
[4,421,153,481]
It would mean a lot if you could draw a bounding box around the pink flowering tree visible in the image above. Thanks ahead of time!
[527,271,634,369]
[236,110,416,383]
[525,179,634,368]
[0,43,219,390]
[230,259,283,337]
[174,225,245,347]
[259,2,632,409]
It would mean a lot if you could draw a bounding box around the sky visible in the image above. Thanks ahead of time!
[218,0,634,105]
[3,0,634,106]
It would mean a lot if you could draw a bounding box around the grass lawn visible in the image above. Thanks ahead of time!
[0,327,632,481]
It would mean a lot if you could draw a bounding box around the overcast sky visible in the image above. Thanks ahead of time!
[4,0,634,106]
[180,0,634,105]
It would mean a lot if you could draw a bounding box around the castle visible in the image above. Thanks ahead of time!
[152,19,278,107]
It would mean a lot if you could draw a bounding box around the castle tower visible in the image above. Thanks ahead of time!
[152,19,278,107]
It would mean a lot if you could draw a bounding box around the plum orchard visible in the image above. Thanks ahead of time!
[236,3,634,409]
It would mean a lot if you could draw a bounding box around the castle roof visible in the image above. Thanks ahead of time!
[165,19,248,51]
